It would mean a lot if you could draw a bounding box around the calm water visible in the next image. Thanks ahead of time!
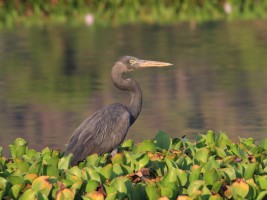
[0,20,267,155]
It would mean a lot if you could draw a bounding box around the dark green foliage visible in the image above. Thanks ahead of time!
[0,130,266,199]
[1,0,267,27]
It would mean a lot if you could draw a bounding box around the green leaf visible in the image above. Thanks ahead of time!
[85,180,99,193]
[84,167,101,182]
[176,168,188,186]
[189,166,201,182]
[160,186,173,198]
[19,189,36,200]
[111,153,125,165]
[203,168,220,186]
[111,177,132,199]
[133,140,157,153]
[244,163,258,180]
[145,185,160,200]
[154,130,172,150]
[162,167,177,185]
[58,154,72,171]
[256,175,267,190]
[32,176,52,196]
[231,179,249,199]
[134,153,150,170]
[14,158,30,172]
[105,192,117,200]
[205,130,215,145]
[256,191,267,200]
[112,164,124,178]
[8,184,22,199]
[260,138,267,151]
[194,148,209,163]
[121,139,134,149]
[187,180,204,197]
[85,154,99,167]
[56,188,75,200]
[220,167,236,183]
[99,163,113,180]
[9,138,28,159]
[8,175,24,185]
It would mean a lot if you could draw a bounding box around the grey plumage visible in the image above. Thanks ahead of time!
[64,56,172,165]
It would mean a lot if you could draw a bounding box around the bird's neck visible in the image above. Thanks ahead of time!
[111,67,142,125]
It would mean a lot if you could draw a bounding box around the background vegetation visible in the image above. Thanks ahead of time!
[1,0,267,27]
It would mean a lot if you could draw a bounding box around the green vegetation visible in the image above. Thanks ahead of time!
[1,0,267,27]
[0,131,267,199]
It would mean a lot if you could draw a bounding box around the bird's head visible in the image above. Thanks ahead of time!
[117,56,172,72]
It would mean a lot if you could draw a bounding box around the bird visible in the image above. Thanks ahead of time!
[64,56,172,165]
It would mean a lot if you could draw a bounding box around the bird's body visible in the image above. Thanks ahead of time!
[65,56,172,165]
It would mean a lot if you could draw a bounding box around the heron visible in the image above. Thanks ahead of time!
[64,56,172,165]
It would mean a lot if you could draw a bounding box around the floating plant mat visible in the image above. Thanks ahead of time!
[0,130,267,199]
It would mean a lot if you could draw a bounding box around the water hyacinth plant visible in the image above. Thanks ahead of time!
[0,130,266,199]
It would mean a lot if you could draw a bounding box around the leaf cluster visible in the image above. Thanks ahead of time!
[0,130,267,199]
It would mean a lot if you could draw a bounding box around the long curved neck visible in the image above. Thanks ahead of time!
[111,64,142,125]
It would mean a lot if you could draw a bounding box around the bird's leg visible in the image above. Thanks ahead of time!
[110,148,118,157]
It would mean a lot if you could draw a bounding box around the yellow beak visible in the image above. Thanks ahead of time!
[139,60,173,68]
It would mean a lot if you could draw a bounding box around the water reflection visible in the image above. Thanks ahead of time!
[0,20,267,155]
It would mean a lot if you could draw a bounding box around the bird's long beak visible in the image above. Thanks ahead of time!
[139,60,173,68]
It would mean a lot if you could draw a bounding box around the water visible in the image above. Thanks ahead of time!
[0,20,267,155]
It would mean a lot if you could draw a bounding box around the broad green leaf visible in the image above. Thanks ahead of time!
[56,188,75,200]
[145,185,160,200]
[84,167,101,182]
[111,177,132,199]
[111,153,125,165]
[160,186,173,198]
[28,161,42,174]
[45,156,59,177]
[194,148,209,163]
[58,154,72,171]
[121,139,134,149]
[8,175,24,185]
[176,168,188,186]
[212,181,223,193]
[133,140,156,153]
[8,184,22,199]
[256,191,267,200]
[204,156,220,171]
[162,167,177,185]
[187,180,204,197]
[154,130,172,150]
[99,164,113,180]
[14,158,30,173]
[189,166,201,182]
[134,153,150,170]
[203,168,220,186]
[19,189,36,200]
[112,164,124,178]
[9,138,28,159]
[32,176,52,196]
[256,175,267,190]
[260,138,267,151]
[85,154,99,167]
[205,130,215,145]
[105,192,117,200]
[220,167,236,183]
[85,180,99,193]
[209,194,223,200]
[231,179,249,199]
[215,147,226,158]
[244,162,258,180]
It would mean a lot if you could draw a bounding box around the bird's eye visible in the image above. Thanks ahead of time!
[129,60,137,65]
